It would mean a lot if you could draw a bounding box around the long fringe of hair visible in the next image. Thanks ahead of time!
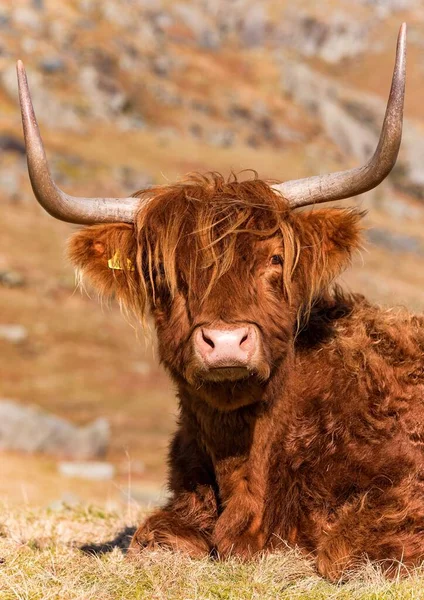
[69,172,362,327]
[132,172,300,309]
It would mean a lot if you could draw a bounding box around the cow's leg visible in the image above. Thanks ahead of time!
[316,489,424,581]
[128,486,217,558]
[211,466,267,559]
[210,412,274,560]
[212,499,266,559]
[129,430,219,558]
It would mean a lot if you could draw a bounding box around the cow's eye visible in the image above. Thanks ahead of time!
[270,255,283,266]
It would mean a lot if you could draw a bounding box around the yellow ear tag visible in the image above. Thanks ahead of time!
[107,251,134,271]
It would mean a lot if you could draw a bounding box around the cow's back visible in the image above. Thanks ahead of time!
[264,293,424,551]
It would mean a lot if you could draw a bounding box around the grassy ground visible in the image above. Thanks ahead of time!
[0,505,423,599]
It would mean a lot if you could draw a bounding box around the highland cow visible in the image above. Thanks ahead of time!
[16,25,424,580]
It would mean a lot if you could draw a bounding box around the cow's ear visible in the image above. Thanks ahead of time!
[68,223,138,300]
[294,207,364,292]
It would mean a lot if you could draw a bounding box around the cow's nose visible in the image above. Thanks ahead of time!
[194,325,257,367]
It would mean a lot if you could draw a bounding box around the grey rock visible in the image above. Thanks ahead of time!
[12,7,42,30]
[151,54,173,77]
[138,0,162,9]
[157,127,178,145]
[281,60,424,202]
[0,135,25,155]
[39,57,66,74]
[241,4,267,48]
[101,0,133,28]
[354,0,418,13]
[275,125,306,143]
[208,129,235,148]
[122,484,169,507]
[0,169,20,200]
[116,115,146,132]
[0,325,28,343]
[366,228,424,256]
[191,99,211,114]
[79,0,95,13]
[246,134,260,148]
[0,271,26,288]
[78,66,129,120]
[174,4,208,38]
[229,103,251,121]
[0,10,10,29]
[199,28,221,50]
[171,4,220,48]
[153,12,174,31]
[0,42,8,58]
[58,461,115,481]
[281,11,369,64]
[21,37,38,54]
[379,193,424,221]
[189,123,203,139]
[113,167,152,192]
[1,66,80,130]
[397,125,424,195]
[151,83,183,107]
[0,399,110,458]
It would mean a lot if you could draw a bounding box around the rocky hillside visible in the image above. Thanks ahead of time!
[2,0,424,204]
[1,0,424,506]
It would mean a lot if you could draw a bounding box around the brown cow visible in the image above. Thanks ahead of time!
[16,25,424,580]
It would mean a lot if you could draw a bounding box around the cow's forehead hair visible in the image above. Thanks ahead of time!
[68,173,363,332]
[131,173,298,300]
[133,172,294,268]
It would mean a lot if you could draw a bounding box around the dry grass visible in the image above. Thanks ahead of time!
[0,506,423,599]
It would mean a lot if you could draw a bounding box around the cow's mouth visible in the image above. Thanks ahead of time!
[201,366,251,382]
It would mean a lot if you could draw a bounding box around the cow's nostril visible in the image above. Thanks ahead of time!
[202,330,215,349]
[240,334,248,346]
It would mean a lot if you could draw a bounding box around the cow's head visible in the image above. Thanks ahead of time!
[68,175,362,397]
[16,26,406,409]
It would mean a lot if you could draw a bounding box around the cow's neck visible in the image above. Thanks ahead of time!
[177,352,296,507]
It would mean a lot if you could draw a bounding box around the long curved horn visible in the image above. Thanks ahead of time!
[17,60,140,224]
[272,23,407,208]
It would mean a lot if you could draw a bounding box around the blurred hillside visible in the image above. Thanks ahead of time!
[1,0,424,507]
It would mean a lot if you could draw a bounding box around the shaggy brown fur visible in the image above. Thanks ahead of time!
[69,173,424,581]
